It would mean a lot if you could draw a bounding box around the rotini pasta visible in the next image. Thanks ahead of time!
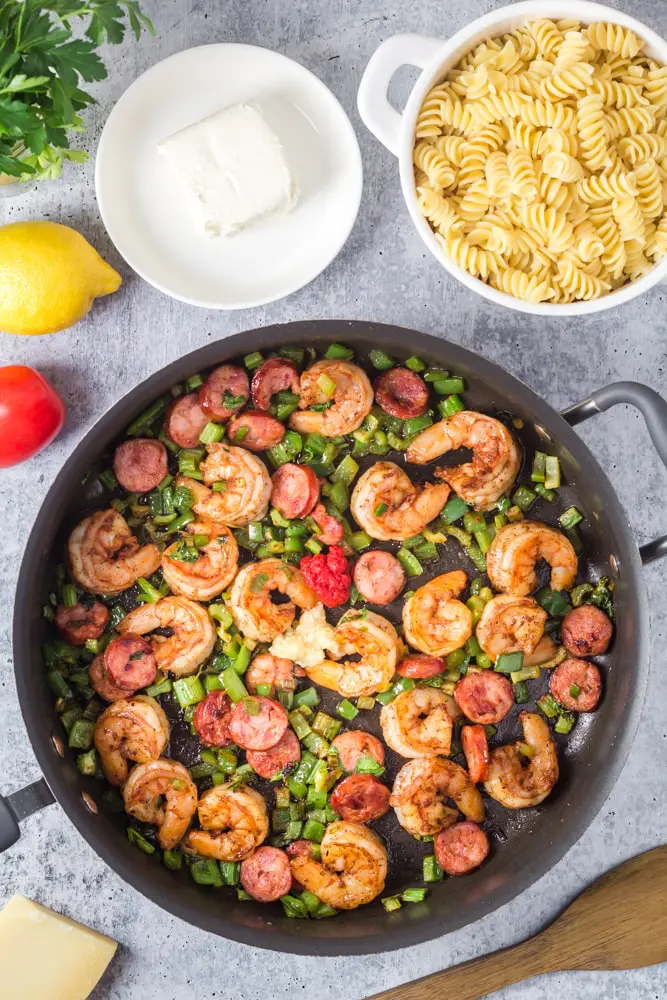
[412,17,667,304]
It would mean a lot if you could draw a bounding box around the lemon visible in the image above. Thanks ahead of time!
[0,221,122,336]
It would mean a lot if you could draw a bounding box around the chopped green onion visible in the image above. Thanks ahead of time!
[375,689,395,706]
[474,528,495,555]
[127,399,165,437]
[463,511,487,534]
[350,531,372,551]
[145,677,173,698]
[233,425,249,443]
[423,368,448,382]
[396,547,423,577]
[402,888,428,903]
[289,710,312,740]
[199,421,225,444]
[312,712,342,741]
[325,342,354,360]
[381,896,402,912]
[537,693,561,718]
[221,667,248,702]
[356,695,375,711]
[510,666,540,683]
[391,676,415,696]
[435,377,465,394]
[61,583,78,608]
[77,748,97,776]
[369,349,395,370]
[512,485,537,511]
[569,683,581,699]
[373,502,388,517]
[279,345,305,364]
[423,855,444,882]
[317,373,336,397]
[233,643,251,675]
[331,454,359,486]
[513,680,530,704]
[127,827,156,855]
[68,719,94,750]
[438,394,465,418]
[293,687,320,709]
[403,414,433,437]
[190,859,223,886]
[441,495,470,524]
[220,861,241,885]
[163,848,183,870]
[244,352,263,370]
[405,356,426,372]
[336,699,359,721]
[555,712,575,734]
[173,676,205,708]
[136,577,162,603]
[302,819,326,842]
[98,468,119,491]
[531,452,547,483]
[534,483,558,502]
[506,505,523,523]
[544,455,561,490]
[281,894,308,918]
[355,755,385,776]
[559,506,583,530]
[495,651,524,674]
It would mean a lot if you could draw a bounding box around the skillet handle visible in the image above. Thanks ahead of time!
[562,381,667,565]
[0,779,55,853]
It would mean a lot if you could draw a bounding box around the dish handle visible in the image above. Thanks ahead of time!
[0,778,54,853]
[562,381,667,565]
[357,34,442,155]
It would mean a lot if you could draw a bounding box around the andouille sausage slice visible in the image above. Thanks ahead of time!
[251,358,300,411]
[240,846,292,902]
[329,774,391,823]
[434,821,490,875]
[89,654,135,702]
[396,654,444,679]
[193,691,233,747]
[55,600,109,646]
[550,658,602,712]
[353,550,405,605]
[270,463,320,519]
[561,605,613,658]
[228,696,289,751]
[164,393,209,448]
[103,636,157,691]
[227,411,285,452]
[331,731,385,772]
[247,728,301,779]
[113,439,168,493]
[286,839,316,858]
[374,368,429,420]
[454,672,514,725]
[461,725,490,784]
[198,364,249,421]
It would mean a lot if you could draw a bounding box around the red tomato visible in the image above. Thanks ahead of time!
[0,366,65,467]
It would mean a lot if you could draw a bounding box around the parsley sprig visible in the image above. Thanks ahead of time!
[0,1,154,180]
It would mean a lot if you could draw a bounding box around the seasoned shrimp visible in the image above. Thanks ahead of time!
[476,595,547,662]
[123,759,197,849]
[523,634,560,667]
[230,558,317,642]
[306,610,400,697]
[403,570,473,657]
[289,821,387,910]
[161,518,239,601]
[484,712,559,808]
[406,411,521,511]
[68,509,160,596]
[93,695,169,786]
[350,462,451,541]
[391,757,485,837]
[196,442,272,526]
[118,596,216,677]
[183,784,269,862]
[245,653,300,695]
[380,688,461,758]
[289,361,373,437]
[487,521,578,596]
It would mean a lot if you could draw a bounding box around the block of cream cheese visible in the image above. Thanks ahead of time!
[158,102,299,237]
[0,895,117,1000]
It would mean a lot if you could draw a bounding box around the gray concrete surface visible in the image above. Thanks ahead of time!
[1,0,667,997]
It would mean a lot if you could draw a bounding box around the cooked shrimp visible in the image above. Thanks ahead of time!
[289,821,387,910]
[487,521,578,596]
[406,410,521,511]
[380,688,461,758]
[118,596,216,677]
[245,653,300,695]
[183,784,269,862]
[350,462,451,541]
[391,757,485,837]
[523,634,560,667]
[93,695,169,786]
[196,442,272,526]
[68,509,160,596]
[230,558,317,642]
[306,610,400,697]
[289,361,373,437]
[161,518,239,601]
[123,759,197,849]
[403,570,473,657]
[484,711,559,808]
[476,595,547,662]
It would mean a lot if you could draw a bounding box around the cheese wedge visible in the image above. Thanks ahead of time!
[0,895,117,1000]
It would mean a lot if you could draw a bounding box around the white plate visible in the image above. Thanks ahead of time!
[95,44,363,310]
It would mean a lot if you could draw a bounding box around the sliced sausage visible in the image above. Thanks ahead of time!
[454,672,514,725]
[311,503,344,545]
[103,636,157,691]
[193,691,233,746]
[271,463,320,519]
[331,731,385,772]
[55,601,109,646]
[89,654,134,702]
[286,839,316,858]
[396,653,444,679]
[227,411,285,452]
[247,728,301,779]
[353,550,405,605]
[434,821,490,875]
[329,774,391,823]
[113,438,168,494]
[251,358,300,411]
[228,696,289,751]
[550,658,602,712]
[461,725,490,783]
[374,367,429,420]
[240,846,292,902]
[164,393,209,448]
[562,605,613,658]
[198,365,249,421]
[246,653,298,696]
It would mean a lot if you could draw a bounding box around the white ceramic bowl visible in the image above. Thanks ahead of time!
[358,0,667,316]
